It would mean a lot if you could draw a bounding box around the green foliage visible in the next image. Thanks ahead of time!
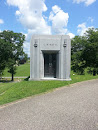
[19,53,28,64]
[71,35,86,55]
[87,67,98,76]
[71,28,98,75]
[23,53,28,61]
[71,36,86,74]
[72,54,86,74]
[0,38,11,75]
[83,28,98,75]
[0,30,25,80]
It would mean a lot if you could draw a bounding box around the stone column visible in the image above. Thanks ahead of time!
[30,37,40,80]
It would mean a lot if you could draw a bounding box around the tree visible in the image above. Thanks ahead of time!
[0,30,25,81]
[71,28,98,75]
[71,36,86,74]
[71,51,86,74]
[71,35,86,55]
[83,28,98,75]
[19,53,28,64]
[0,38,11,78]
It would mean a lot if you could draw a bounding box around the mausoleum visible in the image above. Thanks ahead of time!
[29,35,71,81]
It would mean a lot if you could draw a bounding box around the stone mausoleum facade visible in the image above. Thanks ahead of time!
[29,35,71,81]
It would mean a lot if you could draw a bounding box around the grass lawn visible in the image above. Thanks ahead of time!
[0,71,98,105]
[3,63,30,77]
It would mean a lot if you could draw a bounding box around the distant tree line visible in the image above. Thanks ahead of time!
[71,28,98,76]
[0,30,27,81]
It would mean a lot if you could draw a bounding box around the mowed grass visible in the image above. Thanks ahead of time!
[3,63,30,77]
[0,71,98,105]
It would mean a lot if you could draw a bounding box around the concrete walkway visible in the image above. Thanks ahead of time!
[0,79,98,130]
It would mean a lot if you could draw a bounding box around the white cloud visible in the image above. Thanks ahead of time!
[7,0,51,56]
[15,10,21,15]
[88,17,94,23]
[85,0,96,6]
[7,0,50,33]
[0,19,4,24]
[49,5,69,34]
[23,41,30,56]
[52,5,61,13]
[73,0,96,6]
[6,1,73,56]
[67,33,75,39]
[77,22,93,36]
[77,23,87,36]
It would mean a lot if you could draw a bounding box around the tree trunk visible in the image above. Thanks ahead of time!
[11,73,14,81]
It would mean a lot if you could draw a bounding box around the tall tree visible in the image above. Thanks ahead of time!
[0,38,11,77]
[0,30,25,81]
[71,36,86,74]
[83,28,98,75]
[71,28,98,75]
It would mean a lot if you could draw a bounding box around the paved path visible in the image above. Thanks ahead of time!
[0,79,98,130]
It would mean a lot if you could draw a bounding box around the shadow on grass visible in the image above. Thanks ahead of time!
[0,78,23,83]
[24,76,30,81]
[0,79,12,83]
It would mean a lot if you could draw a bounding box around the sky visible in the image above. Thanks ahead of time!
[0,0,98,56]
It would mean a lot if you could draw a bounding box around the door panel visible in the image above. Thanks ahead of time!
[44,53,56,78]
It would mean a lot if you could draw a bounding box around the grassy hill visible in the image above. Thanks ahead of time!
[0,71,98,105]
[3,63,30,77]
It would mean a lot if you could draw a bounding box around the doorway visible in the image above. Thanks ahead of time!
[44,53,56,78]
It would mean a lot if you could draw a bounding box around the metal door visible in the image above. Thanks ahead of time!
[44,53,56,78]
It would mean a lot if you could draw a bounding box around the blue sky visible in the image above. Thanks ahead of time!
[0,0,98,56]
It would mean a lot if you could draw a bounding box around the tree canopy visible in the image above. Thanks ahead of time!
[0,30,25,80]
[71,28,98,75]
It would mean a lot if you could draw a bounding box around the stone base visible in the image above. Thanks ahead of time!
[29,78,71,81]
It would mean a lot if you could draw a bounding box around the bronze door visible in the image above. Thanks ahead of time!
[44,53,56,78]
